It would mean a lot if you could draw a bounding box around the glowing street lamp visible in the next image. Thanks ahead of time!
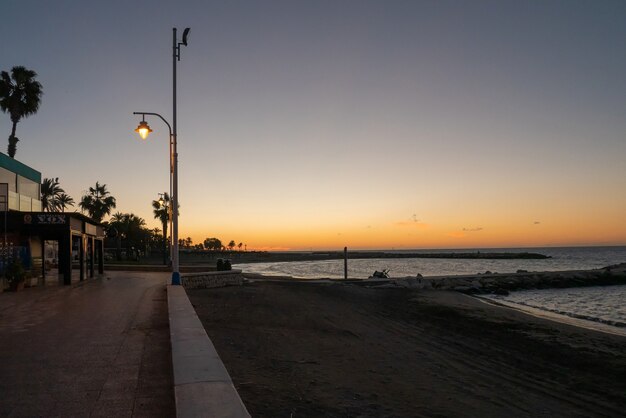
[135,119,152,140]
[132,27,190,286]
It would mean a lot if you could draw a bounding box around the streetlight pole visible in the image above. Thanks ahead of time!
[171,28,179,285]
[132,26,190,286]
[133,111,174,269]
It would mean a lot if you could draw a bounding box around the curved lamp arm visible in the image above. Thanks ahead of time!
[132,112,173,138]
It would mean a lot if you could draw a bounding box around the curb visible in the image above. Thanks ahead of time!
[167,285,250,418]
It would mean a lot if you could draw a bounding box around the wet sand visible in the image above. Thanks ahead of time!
[188,281,626,417]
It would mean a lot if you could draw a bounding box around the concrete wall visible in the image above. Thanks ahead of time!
[181,270,244,289]
[168,285,250,418]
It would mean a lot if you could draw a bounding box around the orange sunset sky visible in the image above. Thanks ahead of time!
[3,1,626,250]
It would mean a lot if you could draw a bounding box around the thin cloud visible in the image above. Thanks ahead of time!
[534,221,541,225]
[395,220,429,229]
[462,227,483,232]
[254,246,291,251]
[395,214,428,229]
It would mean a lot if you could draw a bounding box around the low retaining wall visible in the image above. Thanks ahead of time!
[182,270,244,289]
[168,285,250,418]
[104,265,218,272]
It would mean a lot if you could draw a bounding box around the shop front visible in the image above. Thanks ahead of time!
[11,212,105,285]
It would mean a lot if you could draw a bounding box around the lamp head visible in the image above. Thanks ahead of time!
[135,120,152,140]
[182,28,190,46]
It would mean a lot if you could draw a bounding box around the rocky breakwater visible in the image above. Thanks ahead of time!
[368,263,626,295]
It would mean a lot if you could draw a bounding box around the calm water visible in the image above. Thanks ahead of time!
[485,285,626,329]
[235,246,626,332]
[235,246,626,279]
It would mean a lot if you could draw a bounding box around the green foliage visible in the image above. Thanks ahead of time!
[6,258,26,284]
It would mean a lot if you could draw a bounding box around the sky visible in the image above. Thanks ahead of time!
[2,0,626,250]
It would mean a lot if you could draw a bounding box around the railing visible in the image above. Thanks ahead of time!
[9,191,42,212]
[31,199,42,212]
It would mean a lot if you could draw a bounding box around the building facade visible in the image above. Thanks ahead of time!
[0,154,104,287]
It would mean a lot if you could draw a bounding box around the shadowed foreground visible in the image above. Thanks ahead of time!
[0,272,175,417]
[189,281,626,418]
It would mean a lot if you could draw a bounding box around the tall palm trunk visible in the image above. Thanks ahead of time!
[8,120,18,158]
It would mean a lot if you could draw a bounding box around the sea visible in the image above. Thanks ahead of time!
[234,246,626,335]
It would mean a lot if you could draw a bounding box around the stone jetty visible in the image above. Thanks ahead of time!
[364,263,626,295]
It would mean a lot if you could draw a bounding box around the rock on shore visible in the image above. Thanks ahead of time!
[371,263,626,294]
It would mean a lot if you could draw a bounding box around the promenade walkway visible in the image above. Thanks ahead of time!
[0,272,175,417]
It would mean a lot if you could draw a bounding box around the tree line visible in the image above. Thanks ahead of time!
[178,237,246,252]
[42,178,248,261]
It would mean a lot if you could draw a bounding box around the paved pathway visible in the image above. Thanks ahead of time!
[0,272,175,417]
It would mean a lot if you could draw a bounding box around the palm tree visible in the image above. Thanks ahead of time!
[150,228,162,251]
[41,177,63,212]
[41,177,75,212]
[123,213,147,260]
[109,212,146,260]
[109,212,125,261]
[0,66,43,158]
[79,182,116,222]
[56,193,75,212]
[152,193,170,265]
[228,240,236,252]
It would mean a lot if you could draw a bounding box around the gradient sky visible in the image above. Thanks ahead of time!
[2,0,625,250]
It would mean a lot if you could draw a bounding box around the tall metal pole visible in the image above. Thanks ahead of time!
[169,132,173,266]
[171,28,181,285]
[344,246,348,280]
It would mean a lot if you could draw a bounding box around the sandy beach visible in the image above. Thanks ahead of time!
[189,281,626,417]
